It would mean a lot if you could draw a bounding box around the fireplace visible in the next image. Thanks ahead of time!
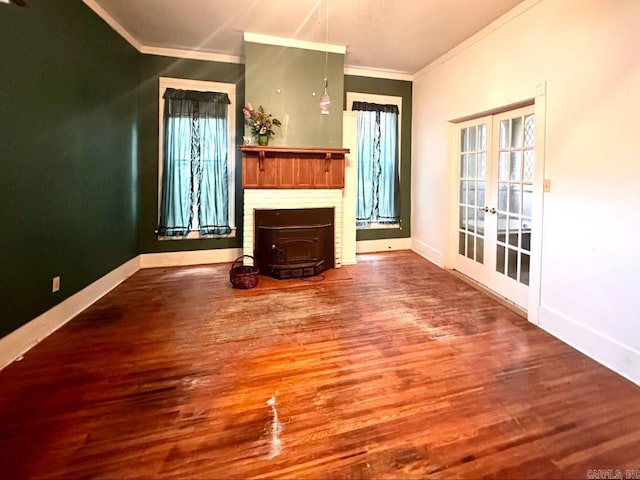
[240,145,354,274]
[255,208,334,279]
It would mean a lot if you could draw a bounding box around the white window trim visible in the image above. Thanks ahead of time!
[157,77,236,240]
[346,91,402,230]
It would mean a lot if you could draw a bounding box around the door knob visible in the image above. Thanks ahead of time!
[490,207,496,214]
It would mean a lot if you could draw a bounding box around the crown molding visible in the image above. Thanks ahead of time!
[244,32,346,55]
[82,0,143,51]
[344,66,413,82]
[82,0,238,64]
[82,1,412,77]
[414,0,544,80]
[140,46,243,64]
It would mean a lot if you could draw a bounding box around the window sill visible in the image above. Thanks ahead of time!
[157,229,237,241]
[357,223,401,230]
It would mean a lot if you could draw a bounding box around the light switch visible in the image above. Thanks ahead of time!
[543,179,551,192]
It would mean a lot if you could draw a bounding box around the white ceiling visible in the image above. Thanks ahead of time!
[88,0,525,75]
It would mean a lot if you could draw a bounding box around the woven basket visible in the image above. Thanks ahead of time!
[229,255,259,289]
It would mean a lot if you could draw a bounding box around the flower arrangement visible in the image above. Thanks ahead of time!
[242,103,282,138]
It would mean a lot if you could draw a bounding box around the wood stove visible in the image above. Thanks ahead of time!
[254,208,335,279]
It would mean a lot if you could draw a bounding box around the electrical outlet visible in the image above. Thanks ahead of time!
[52,276,60,293]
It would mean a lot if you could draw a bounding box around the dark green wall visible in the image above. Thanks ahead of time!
[137,56,245,253]
[0,1,413,340]
[344,76,412,241]
[245,43,344,147]
[0,1,140,337]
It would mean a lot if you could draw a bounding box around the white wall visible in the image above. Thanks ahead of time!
[412,0,640,384]
[342,112,358,265]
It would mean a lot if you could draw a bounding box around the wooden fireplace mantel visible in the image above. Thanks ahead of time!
[240,145,349,189]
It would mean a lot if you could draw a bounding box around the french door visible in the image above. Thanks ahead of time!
[454,105,535,309]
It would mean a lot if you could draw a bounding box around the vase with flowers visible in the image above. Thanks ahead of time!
[242,103,281,146]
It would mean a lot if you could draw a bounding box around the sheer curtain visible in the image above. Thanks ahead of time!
[199,100,230,235]
[158,96,193,236]
[353,101,400,226]
[377,110,400,224]
[355,110,377,226]
[158,89,230,237]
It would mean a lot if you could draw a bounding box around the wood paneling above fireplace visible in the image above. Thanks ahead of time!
[241,146,349,189]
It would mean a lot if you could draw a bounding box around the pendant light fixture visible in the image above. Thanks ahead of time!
[320,78,331,115]
[319,0,331,115]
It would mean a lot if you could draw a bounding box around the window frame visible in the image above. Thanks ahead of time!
[157,77,236,239]
[346,91,402,230]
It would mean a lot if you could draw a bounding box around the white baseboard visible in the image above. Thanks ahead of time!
[356,237,412,254]
[139,248,243,268]
[0,257,140,371]
[539,305,640,386]
[411,239,445,267]
[1,248,246,371]
[527,301,541,324]
[6,248,638,390]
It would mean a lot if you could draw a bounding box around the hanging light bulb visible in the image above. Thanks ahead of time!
[319,78,331,115]
[319,0,331,115]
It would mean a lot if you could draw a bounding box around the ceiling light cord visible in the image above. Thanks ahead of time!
[325,0,329,79]
[320,0,331,115]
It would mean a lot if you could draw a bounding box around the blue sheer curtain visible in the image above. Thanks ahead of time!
[157,89,231,237]
[353,102,400,226]
[199,101,231,235]
[158,98,193,236]
[356,111,378,226]
[377,111,400,224]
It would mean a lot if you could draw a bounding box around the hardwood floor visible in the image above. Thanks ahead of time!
[0,251,638,479]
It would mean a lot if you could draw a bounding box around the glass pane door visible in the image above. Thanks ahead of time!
[453,105,535,310]
[458,122,488,265]
[495,113,535,286]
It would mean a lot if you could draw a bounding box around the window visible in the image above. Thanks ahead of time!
[157,78,236,239]
[347,92,401,228]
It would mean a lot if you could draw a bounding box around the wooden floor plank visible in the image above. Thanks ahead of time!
[0,251,638,479]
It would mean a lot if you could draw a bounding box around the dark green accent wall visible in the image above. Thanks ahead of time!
[245,43,344,147]
[0,1,140,337]
[0,1,413,340]
[137,56,245,253]
[344,76,412,241]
